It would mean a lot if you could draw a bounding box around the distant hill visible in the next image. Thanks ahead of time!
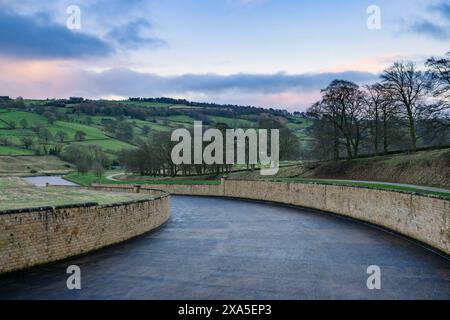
[0,98,313,158]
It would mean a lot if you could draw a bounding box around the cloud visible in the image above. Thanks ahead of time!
[430,2,450,20]
[0,63,379,111]
[79,69,378,98]
[403,1,450,40]
[106,19,167,49]
[409,20,449,40]
[0,10,114,59]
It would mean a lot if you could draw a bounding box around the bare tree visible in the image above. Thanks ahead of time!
[21,137,34,149]
[74,130,86,141]
[305,112,339,160]
[61,144,111,175]
[317,80,367,159]
[55,130,68,143]
[381,62,430,151]
[379,91,401,153]
[423,53,450,144]
[364,83,396,155]
[307,101,340,160]
[20,119,28,129]
[426,52,450,100]
[92,161,105,177]
[37,127,52,154]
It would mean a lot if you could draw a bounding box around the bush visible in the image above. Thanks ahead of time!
[61,144,111,174]
[0,137,11,146]
[74,130,86,141]
[21,137,34,149]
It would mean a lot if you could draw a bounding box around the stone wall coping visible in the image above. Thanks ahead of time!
[0,202,99,215]
[89,179,450,201]
[0,187,169,216]
[0,185,171,274]
[227,179,450,201]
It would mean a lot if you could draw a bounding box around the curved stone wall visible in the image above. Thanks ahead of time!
[0,188,170,274]
[94,180,449,255]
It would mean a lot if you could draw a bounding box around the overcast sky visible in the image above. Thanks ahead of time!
[0,0,449,111]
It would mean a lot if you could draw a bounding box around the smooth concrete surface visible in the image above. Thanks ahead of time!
[102,180,449,254]
[0,196,448,300]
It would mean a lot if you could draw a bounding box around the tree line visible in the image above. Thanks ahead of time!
[119,119,300,177]
[128,97,291,117]
[306,52,450,160]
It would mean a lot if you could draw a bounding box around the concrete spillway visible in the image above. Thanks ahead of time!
[0,196,448,299]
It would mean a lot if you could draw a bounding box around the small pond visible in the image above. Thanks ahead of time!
[24,176,78,187]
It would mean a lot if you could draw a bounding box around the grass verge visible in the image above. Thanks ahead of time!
[65,172,449,198]
[65,172,221,187]
[0,177,154,211]
[266,178,450,199]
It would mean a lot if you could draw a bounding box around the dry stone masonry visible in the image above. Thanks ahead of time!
[96,180,449,255]
[0,188,170,274]
[1,180,448,274]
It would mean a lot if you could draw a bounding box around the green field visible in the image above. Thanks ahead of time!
[285,117,314,140]
[208,116,255,128]
[0,111,109,140]
[0,155,73,175]
[0,146,35,156]
[0,110,48,126]
[65,172,221,187]
[165,115,197,123]
[128,119,170,132]
[113,100,178,108]
[0,129,34,145]
[0,110,136,157]
[73,115,114,125]
[73,139,134,152]
[48,121,108,140]
[0,99,315,158]
[0,177,155,211]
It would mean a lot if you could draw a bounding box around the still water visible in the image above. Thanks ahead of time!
[24,175,78,187]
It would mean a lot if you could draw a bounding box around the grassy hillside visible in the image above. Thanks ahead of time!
[228,148,450,189]
[0,155,73,176]
[0,110,135,158]
[0,99,312,158]
[0,146,34,156]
